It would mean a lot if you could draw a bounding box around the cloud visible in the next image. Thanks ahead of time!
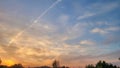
[33,0,62,23]
[1,19,119,67]
[91,28,107,35]
[105,27,120,31]
[80,40,96,45]
[77,12,95,20]
[103,35,120,44]
[0,11,61,66]
[77,2,119,20]
[97,2,119,13]
[63,22,87,40]
[0,46,6,53]
[0,15,85,66]
[58,14,69,24]
[90,27,120,35]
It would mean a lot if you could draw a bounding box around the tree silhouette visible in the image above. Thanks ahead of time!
[0,65,8,68]
[86,60,119,68]
[9,64,24,68]
[86,64,95,68]
[0,58,2,65]
[52,60,59,68]
[96,60,103,68]
[0,58,8,68]
[39,66,50,68]
[61,66,69,68]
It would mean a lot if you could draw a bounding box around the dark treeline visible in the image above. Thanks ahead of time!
[86,60,120,68]
[0,59,69,68]
[0,64,24,68]
[0,58,120,68]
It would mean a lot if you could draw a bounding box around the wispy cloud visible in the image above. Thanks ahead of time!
[80,40,96,45]
[0,11,87,66]
[105,27,120,31]
[58,14,70,25]
[77,12,95,20]
[103,35,120,45]
[77,2,119,20]
[91,27,120,35]
[90,28,107,35]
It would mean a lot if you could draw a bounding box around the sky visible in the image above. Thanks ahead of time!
[0,0,120,68]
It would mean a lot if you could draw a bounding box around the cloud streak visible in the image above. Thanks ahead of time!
[80,40,96,45]
[77,2,119,20]
[77,12,95,20]
[8,0,62,46]
[91,27,120,35]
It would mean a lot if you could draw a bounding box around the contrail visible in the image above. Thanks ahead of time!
[8,0,62,46]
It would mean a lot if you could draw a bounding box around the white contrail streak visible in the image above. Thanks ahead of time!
[8,0,62,46]
[33,0,62,24]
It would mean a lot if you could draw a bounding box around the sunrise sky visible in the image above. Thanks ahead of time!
[0,0,120,68]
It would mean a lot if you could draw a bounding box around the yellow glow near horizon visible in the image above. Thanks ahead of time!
[3,59,15,66]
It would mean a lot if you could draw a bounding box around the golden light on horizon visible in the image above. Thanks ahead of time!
[3,59,15,66]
